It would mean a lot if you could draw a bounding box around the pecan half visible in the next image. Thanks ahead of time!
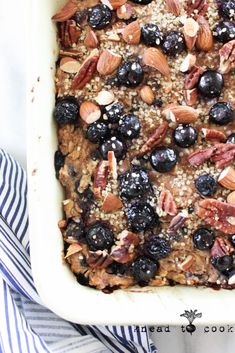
[110,230,140,263]
[184,66,204,90]
[87,250,113,269]
[188,146,215,166]
[93,161,109,198]
[138,122,168,156]
[211,143,235,168]
[211,237,235,258]
[71,49,99,89]
[59,49,82,58]
[201,128,226,142]
[219,40,235,74]
[52,0,78,22]
[59,20,81,48]
[197,199,235,234]
[159,190,177,216]
[187,0,208,17]
[168,210,188,233]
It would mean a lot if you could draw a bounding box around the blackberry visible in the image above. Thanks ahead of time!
[86,121,109,143]
[100,137,126,160]
[119,167,151,200]
[193,228,215,250]
[213,21,235,43]
[87,5,112,30]
[64,219,84,241]
[162,31,185,56]
[117,61,144,87]
[219,0,235,20]
[118,114,141,139]
[54,96,79,125]
[104,102,123,123]
[54,150,65,178]
[141,23,163,46]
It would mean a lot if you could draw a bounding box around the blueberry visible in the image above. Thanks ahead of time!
[126,202,158,232]
[211,255,234,272]
[144,236,171,260]
[104,102,124,123]
[226,133,235,144]
[87,5,112,30]
[173,125,197,148]
[141,23,164,46]
[86,121,109,143]
[195,174,217,197]
[118,114,141,139]
[100,137,126,160]
[117,61,144,88]
[130,0,153,4]
[213,21,235,43]
[54,150,65,178]
[132,256,158,284]
[198,70,224,99]
[54,97,79,125]
[119,167,151,200]
[209,102,234,126]
[150,146,178,173]
[219,0,235,20]
[86,222,114,251]
[64,219,84,241]
[162,31,186,56]
[193,228,215,250]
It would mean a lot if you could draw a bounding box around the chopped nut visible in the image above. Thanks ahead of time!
[159,190,177,216]
[163,105,199,124]
[184,88,198,106]
[138,122,168,156]
[219,40,235,74]
[60,57,80,73]
[93,161,109,199]
[196,16,214,52]
[102,193,123,213]
[140,85,155,105]
[117,3,133,19]
[180,53,196,73]
[122,20,141,45]
[97,49,122,75]
[227,191,235,204]
[179,255,194,271]
[142,47,170,76]
[84,29,99,48]
[79,101,101,124]
[71,49,99,89]
[168,210,188,233]
[218,166,235,190]
[101,0,127,10]
[165,0,180,16]
[201,128,226,142]
[52,0,78,22]
[183,18,199,50]
[95,91,115,105]
[65,243,83,259]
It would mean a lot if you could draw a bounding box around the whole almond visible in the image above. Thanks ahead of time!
[227,191,235,204]
[165,0,180,16]
[60,57,80,73]
[218,166,235,190]
[102,193,123,213]
[140,85,155,105]
[142,47,170,76]
[163,105,199,123]
[101,0,127,10]
[196,16,214,52]
[122,20,141,45]
[183,18,199,50]
[84,29,99,48]
[79,102,101,124]
[97,49,122,75]
[117,3,133,19]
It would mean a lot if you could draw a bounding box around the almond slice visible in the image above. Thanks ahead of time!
[79,102,101,124]
[84,29,99,48]
[183,18,199,50]
[95,91,115,105]
[64,243,82,259]
[142,47,170,76]
[101,0,127,10]
[140,85,155,105]
[122,20,141,45]
[97,49,122,75]
[163,105,199,123]
[117,3,133,19]
[60,57,80,73]
[218,166,235,190]
[180,53,196,73]
[102,193,123,213]
[52,0,78,22]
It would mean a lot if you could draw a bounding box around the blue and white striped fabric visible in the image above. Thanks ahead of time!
[0,149,158,353]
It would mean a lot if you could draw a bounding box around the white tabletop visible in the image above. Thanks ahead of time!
[1,1,234,352]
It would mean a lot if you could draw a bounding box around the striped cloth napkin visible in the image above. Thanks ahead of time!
[0,149,158,353]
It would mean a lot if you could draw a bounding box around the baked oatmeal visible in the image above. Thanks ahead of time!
[52,0,235,291]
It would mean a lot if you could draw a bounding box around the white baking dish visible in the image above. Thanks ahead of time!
[27,0,235,325]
